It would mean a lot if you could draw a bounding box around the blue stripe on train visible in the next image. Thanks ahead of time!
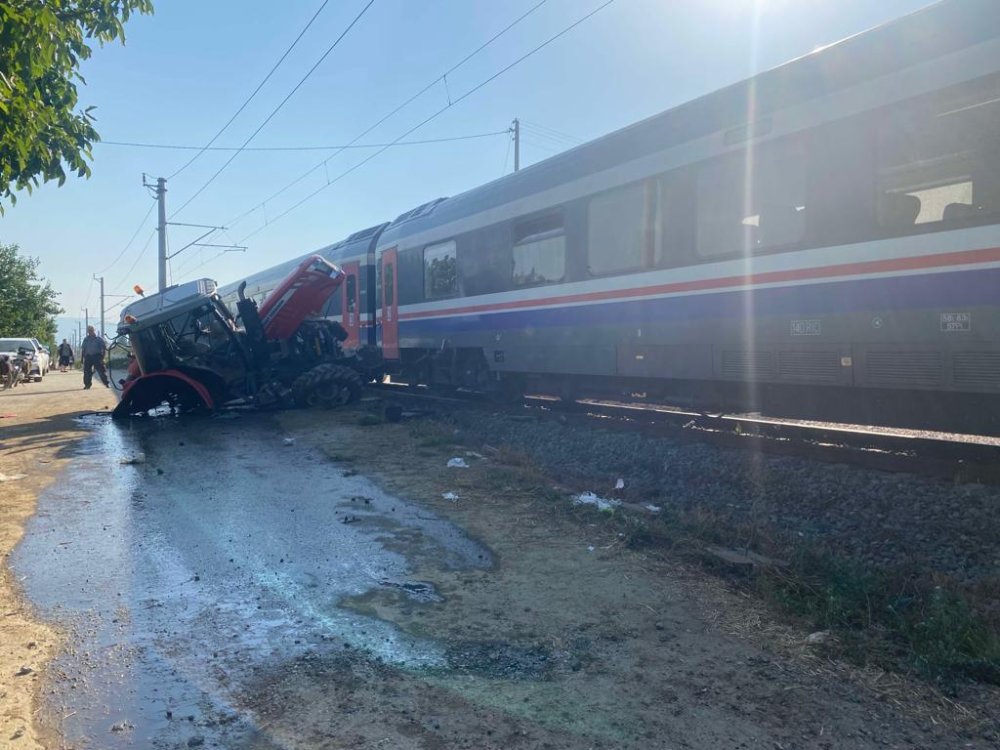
[396,266,1000,335]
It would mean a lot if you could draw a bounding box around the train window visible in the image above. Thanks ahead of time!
[384,263,394,307]
[345,274,356,313]
[512,215,565,287]
[587,181,652,275]
[423,240,457,299]
[877,74,1000,234]
[654,171,695,267]
[695,135,807,258]
[324,285,343,318]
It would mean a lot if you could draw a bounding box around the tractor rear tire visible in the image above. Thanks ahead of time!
[292,364,362,409]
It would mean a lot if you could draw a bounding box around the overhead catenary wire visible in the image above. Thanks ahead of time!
[112,229,158,292]
[167,0,332,180]
[222,0,553,231]
[101,130,510,152]
[238,0,617,243]
[95,198,157,275]
[172,227,245,282]
[169,0,377,220]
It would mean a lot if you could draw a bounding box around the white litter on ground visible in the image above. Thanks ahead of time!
[573,492,620,512]
[615,478,625,490]
[441,492,460,502]
[119,453,146,465]
[282,438,295,446]
[0,472,27,482]
[644,504,662,513]
[446,457,469,469]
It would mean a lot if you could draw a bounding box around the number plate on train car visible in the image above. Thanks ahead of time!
[940,312,971,332]
[790,319,821,336]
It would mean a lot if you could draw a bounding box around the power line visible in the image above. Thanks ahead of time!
[521,124,580,147]
[101,130,510,152]
[112,229,157,292]
[167,0,332,180]
[239,0,617,243]
[222,0,552,231]
[169,0,377,220]
[96,198,157,274]
[521,120,582,143]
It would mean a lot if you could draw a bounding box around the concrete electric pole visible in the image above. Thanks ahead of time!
[94,275,105,339]
[512,118,520,172]
[144,175,168,292]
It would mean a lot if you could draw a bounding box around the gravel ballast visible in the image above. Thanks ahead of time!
[444,410,1000,588]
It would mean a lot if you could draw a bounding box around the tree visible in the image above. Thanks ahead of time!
[0,1,153,211]
[0,242,63,342]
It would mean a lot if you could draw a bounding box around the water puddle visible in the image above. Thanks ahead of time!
[11,413,493,748]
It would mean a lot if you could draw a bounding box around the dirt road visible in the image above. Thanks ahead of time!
[3,393,996,748]
[0,373,113,749]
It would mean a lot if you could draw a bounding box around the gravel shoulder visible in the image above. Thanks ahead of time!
[0,374,112,748]
[274,404,999,749]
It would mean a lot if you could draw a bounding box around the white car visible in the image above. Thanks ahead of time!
[0,338,49,381]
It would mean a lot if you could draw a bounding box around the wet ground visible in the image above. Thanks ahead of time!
[12,414,492,749]
[10,405,997,749]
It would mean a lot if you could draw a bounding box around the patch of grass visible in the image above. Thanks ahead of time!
[357,413,382,427]
[429,416,1000,686]
[748,546,1000,684]
[407,421,455,448]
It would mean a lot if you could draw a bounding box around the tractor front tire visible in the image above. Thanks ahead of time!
[292,364,362,409]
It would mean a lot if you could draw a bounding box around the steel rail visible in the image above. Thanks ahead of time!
[367,383,1000,484]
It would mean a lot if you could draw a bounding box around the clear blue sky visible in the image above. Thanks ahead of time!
[1,0,932,338]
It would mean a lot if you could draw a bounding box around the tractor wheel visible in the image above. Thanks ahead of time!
[292,364,362,409]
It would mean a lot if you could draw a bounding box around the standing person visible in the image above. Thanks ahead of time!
[80,326,109,389]
[57,339,74,372]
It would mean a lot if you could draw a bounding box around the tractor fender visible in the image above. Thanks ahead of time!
[113,370,215,418]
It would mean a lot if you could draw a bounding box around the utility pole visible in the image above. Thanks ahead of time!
[144,174,168,292]
[83,307,89,331]
[93,275,105,339]
[512,118,520,172]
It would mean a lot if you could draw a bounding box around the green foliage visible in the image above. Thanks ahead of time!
[0,0,153,210]
[0,242,62,342]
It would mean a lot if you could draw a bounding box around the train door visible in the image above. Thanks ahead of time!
[380,247,399,360]
[341,261,360,349]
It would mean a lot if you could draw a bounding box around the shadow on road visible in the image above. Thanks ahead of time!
[0,411,103,459]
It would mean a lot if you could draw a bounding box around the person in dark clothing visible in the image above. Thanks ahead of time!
[57,339,74,371]
[80,326,109,389]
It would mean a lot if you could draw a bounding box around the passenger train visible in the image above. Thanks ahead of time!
[220,0,1000,432]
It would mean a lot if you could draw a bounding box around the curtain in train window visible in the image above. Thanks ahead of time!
[512,232,565,287]
[423,240,457,299]
[877,73,1000,233]
[512,214,565,287]
[696,136,807,258]
[588,181,650,275]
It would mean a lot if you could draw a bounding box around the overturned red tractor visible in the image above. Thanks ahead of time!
[112,256,368,418]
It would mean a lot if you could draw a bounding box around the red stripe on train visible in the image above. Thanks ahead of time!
[395,245,1000,321]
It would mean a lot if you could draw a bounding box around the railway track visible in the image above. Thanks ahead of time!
[369,383,1000,484]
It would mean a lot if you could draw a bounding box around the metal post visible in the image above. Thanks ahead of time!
[156,177,168,291]
[83,307,89,330]
[512,118,520,172]
[94,275,105,338]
